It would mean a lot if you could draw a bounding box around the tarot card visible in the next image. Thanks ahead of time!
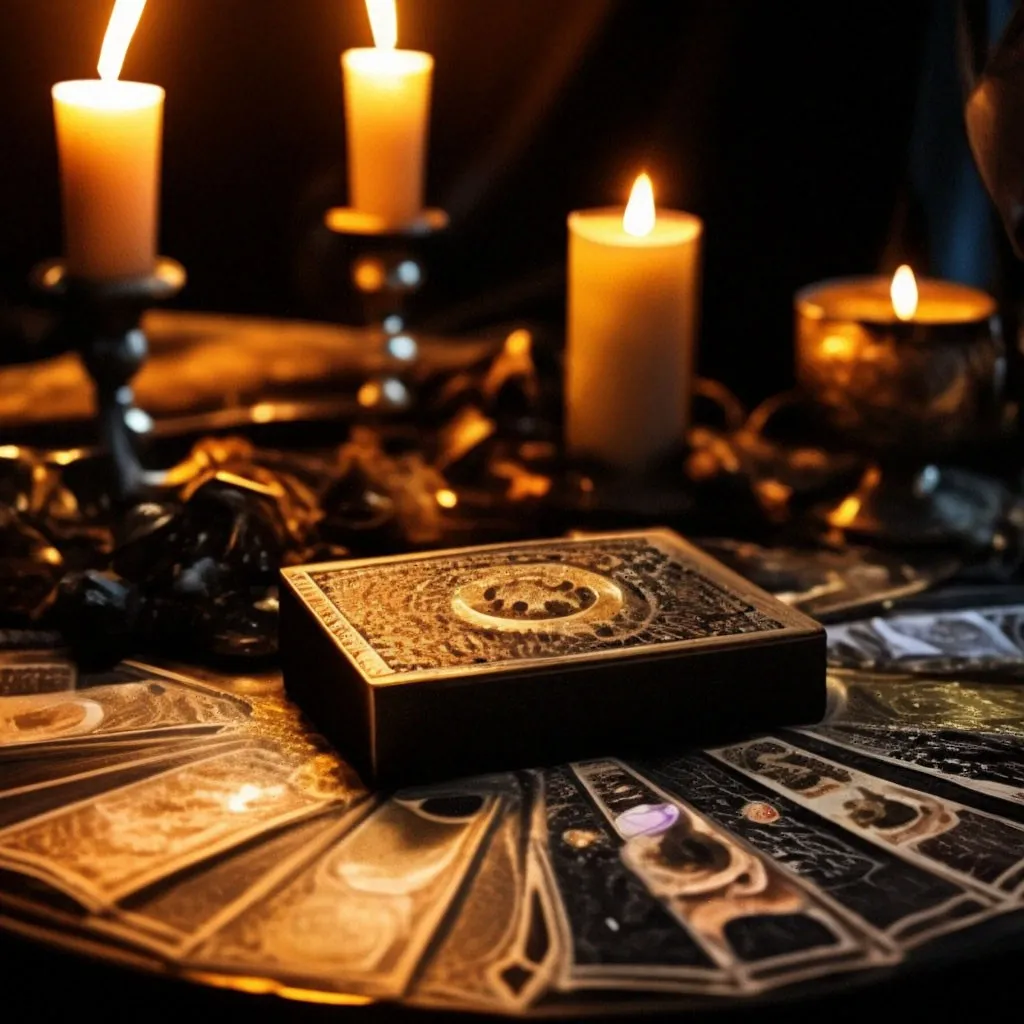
[828,674,1024,735]
[94,803,370,958]
[802,722,1024,808]
[0,743,348,911]
[827,607,1024,676]
[0,662,253,755]
[633,752,999,950]
[711,736,1024,898]
[0,739,246,831]
[983,603,1024,653]
[187,775,511,1000]
[571,759,876,992]
[0,865,117,948]
[0,628,64,652]
[0,738,222,795]
[786,728,1024,831]
[411,772,561,1015]
[0,906,165,977]
[0,649,76,698]
[150,658,285,701]
[696,539,949,622]
[531,764,733,998]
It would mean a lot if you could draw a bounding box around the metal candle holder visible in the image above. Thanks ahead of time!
[795,277,1005,545]
[31,257,186,500]
[324,207,448,408]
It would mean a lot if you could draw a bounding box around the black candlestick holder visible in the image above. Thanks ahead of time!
[31,258,186,501]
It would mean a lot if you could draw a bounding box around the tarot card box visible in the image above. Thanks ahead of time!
[280,529,826,785]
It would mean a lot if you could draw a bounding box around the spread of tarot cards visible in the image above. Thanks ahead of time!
[3,594,1024,1016]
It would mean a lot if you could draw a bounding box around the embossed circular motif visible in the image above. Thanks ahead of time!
[0,695,104,746]
[450,562,624,633]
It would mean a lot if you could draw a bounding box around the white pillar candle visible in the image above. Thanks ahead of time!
[566,173,703,472]
[53,81,163,282]
[342,0,433,227]
[52,0,162,281]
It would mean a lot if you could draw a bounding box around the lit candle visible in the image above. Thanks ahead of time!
[796,265,1002,452]
[52,0,163,281]
[342,0,433,228]
[797,264,995,329]
[565,173,703,472]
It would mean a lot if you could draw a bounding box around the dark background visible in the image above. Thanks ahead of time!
[0,0,1010,404]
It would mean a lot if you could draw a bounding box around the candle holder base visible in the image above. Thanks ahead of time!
[548,451,695,533]
[31,258,186,501]
[325,207,449,238]
[818,462,1007,547]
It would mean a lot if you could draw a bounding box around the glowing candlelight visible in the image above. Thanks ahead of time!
[97,0,148,81]
[890,264,919,322]
[623,172,656,238]
[365,0,398,50]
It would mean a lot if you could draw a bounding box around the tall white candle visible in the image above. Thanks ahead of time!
[566,174,703,472]
[53,0,163,281]
[342,0,433,227]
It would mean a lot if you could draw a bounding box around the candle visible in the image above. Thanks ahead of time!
[797,266,995,328]
[342,0,433,227]
[52,0,163,281]
[565,173,703,472]
[796,265,1002,452]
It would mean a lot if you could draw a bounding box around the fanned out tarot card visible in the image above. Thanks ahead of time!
[528,763,733,998]
[534,760,882,1000]
[827,606,1024,676]
[0,902,167,978]
[827,672,1024,734]
[97,804,372,959]
[632,752,1002,949]
[801,723,1024,807]
[4,653,1024,1015]
[0,661,253,756]
[785,728,1024,831]
[409,772,562,1015]
[0,738,233,796]
[0,648,76,699]
[186,774,515,999]
[710,735,1024,898]
[0,739,249,832]
[0,743,349,911]
[696,539,951,622]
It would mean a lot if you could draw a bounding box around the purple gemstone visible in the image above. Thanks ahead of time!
[614,802,680,839]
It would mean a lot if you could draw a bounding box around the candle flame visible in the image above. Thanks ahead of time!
[97,0,147,81]
[890,264,919,321]
[623,173,656,238]
[366,0,398,49]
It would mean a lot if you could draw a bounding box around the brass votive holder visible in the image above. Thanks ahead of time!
[795,276,1005,544]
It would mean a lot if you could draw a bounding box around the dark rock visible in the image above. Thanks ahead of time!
[0,507,63,624]
[112,501,182,582]
[51,570,141,671]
